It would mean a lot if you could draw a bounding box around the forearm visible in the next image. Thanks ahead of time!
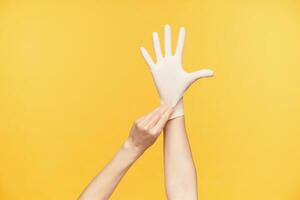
[163,116,198,200]
[78,104,173,200]
[78,142,141,200]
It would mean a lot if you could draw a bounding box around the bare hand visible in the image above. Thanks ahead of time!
[124,104,173,153]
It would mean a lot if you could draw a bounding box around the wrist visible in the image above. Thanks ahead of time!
[169,99,184,119]
[122,139,144,159]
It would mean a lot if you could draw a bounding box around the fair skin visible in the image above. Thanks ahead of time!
[164,116,198,200]
[140,25,205,200]
[78,107,198,200]
[79,24,212,199]
[78,104,174,200]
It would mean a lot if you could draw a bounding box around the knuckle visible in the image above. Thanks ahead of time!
[149,129,158,136]
[150,133,158,140]
[134,120,139,126]
[136,125,143,131]
[143,127,151,133]
[137,125,147,132]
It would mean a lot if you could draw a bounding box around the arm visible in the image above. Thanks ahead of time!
[140,25,214,200]
[78,142,140,200]
[78,104,173,200]
[163,116,197,200]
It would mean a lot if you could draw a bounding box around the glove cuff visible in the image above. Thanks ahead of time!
[169,99,184,119]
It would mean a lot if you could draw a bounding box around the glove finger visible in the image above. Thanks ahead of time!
[189,69,214,82]
[140,47,155,69]
[164,24,172,56]
[175,27,186,57]
[152,32,163,62]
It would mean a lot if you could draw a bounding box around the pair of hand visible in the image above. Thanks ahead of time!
[78,25,213,200]
[126,25,214,153]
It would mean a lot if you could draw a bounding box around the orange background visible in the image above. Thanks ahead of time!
[1,0,300,199]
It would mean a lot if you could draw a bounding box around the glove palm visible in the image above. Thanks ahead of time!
[141,25,213,118]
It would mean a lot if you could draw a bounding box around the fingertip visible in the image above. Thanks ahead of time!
[200,69,214,78]
[140,47,145,54]
[158,103,172,115]
[164,107,174,119]
[179,26,186,33]
[167,103,173,110]
[162,102,172,110]
[207,69,214,77]
[163,104,174,117]
[158,102,166,111]
[168,106,174,115]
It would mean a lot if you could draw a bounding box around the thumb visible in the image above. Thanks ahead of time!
[189,69,214,82]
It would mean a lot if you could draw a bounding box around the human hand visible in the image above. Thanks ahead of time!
[140,25,214,118]
[124,104,173,154]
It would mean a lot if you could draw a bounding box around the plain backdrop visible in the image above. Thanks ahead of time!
[1,0,300,199]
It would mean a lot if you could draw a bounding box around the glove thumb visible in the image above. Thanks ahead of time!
[189,69,214,83]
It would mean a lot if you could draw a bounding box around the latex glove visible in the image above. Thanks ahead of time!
[140,24,214,119]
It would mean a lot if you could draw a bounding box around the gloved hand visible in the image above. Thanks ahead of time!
[140,24,214,119]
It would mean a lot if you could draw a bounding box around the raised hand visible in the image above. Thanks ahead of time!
[140,24,214,118]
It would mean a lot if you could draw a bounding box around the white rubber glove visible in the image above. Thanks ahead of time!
[140,24,214,119]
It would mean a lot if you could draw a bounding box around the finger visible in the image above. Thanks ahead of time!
[164,24,172,56]
[138,104,169,127]
[138,107,160,125]
[144,104,170,129]
[135,116,145,124]
[189,69,214,82]
[140,47,155,69]
[152,32,163,62]
[151,106,174,135]
[136,106,159,124]
[175,27,186,57]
